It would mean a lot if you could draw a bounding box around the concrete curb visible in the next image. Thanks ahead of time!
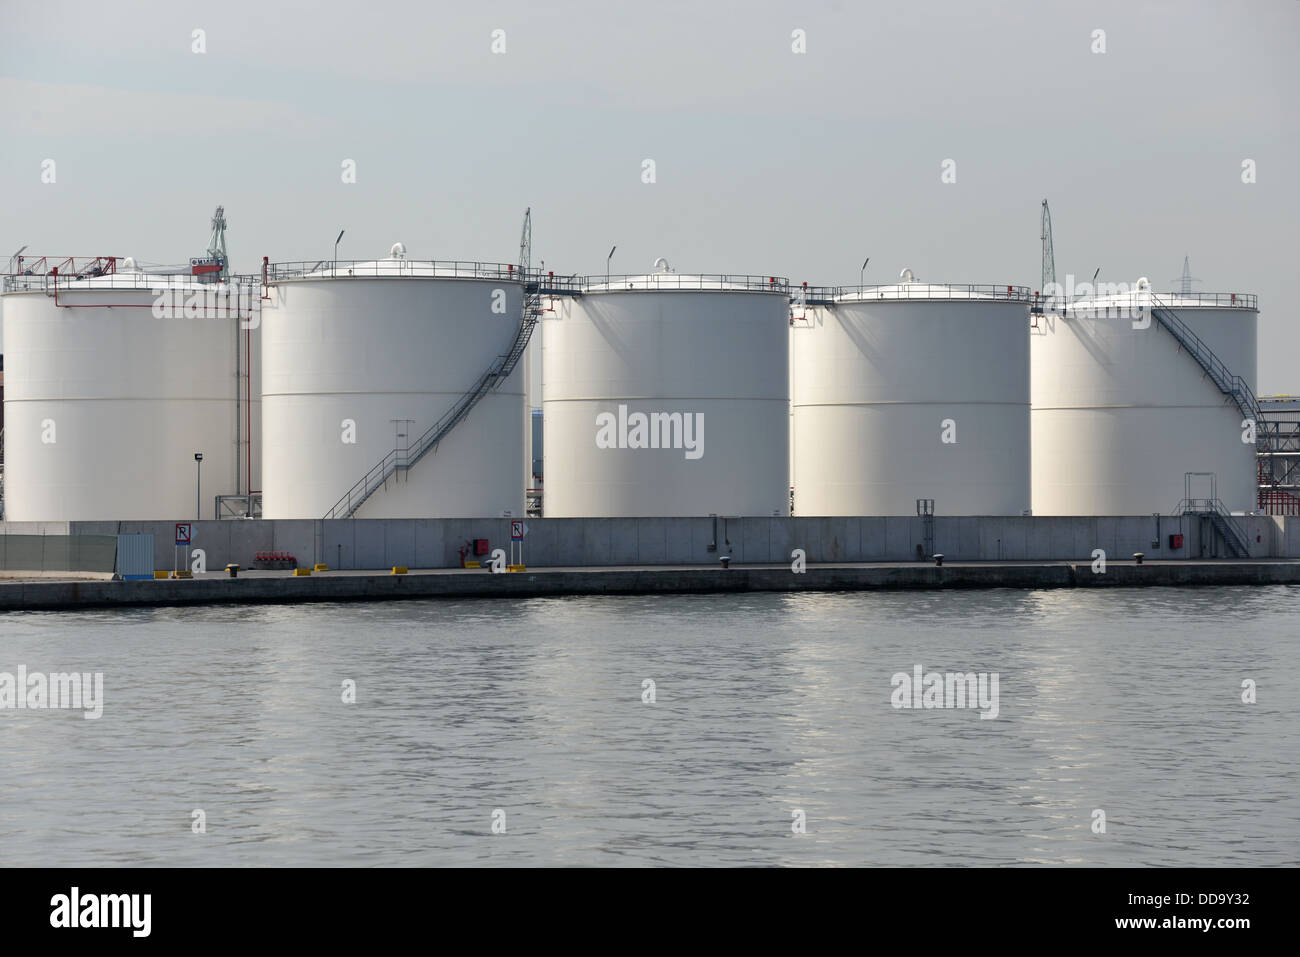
[1,561,1298,611]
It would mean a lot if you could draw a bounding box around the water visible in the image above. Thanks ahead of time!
[1,587,1297,866]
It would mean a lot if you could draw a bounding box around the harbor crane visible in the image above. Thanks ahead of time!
[1040,199,1056,294]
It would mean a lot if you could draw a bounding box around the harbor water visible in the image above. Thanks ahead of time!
[1,587,1296,866]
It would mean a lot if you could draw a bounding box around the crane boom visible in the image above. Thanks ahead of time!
[1040,199,1056,294]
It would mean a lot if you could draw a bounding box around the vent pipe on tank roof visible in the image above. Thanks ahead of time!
[389,242,407,260]
[900,267,916,283]
[653,257,671,273]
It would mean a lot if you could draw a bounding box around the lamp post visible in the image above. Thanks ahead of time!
[606,245,616,283]
[860,257,870,287]
[194,452,204,521]
[334,230,345,275]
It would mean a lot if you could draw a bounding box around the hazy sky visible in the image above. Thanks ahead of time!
[2,0,1296,389]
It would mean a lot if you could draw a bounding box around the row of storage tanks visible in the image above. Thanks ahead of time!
[0,252,1260,521]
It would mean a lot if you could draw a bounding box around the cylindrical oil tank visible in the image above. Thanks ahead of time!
[260,253,525,519]
[1,265,254,520]
[791,276,1033,516]
[541,264,790,517]
[1031,280,1259,514]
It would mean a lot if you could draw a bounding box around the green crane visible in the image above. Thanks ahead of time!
[206,205,228,280]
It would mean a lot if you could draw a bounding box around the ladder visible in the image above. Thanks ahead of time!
[323,210,544,520]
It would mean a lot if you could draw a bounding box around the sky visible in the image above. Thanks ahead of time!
[2,0,1297,390]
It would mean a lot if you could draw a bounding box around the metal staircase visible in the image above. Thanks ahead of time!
[323,209,544,520]
[1202,504,1251,557]
[1149,294,1267,449]
[1173,497,1252,558]
[1172,474,1251,558]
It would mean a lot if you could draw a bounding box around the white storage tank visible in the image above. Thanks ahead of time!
[1031,279,1259,514]
[1,258,256,521]
[541,261,790,517]
[260,249,526,519]
[791,272,1033,516]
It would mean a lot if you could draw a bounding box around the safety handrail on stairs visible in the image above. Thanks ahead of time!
[322,306,539,520]
[1149,294,1265,445]
[1171,497,1252,558]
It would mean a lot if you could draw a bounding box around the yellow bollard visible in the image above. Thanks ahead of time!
[391,566,408,575]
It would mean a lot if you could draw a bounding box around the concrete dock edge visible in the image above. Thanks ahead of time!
[1,561,1298,611]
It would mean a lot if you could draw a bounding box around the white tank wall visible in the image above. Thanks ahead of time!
[1,284,247,521]
[1031,301,1259,514]
[260,277,525,519]
[792,297,1032,515]
[542,289,789,517]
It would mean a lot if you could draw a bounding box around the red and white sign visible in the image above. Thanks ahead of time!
[174,523,191,546]
[510,521,527,541]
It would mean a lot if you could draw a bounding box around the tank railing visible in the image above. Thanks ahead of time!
[1149,295,1266,444]
[265,260,522,281]
[1159,291,1257,309]
[832,283,1035,302]
[2,272,260,293]
[789,284,838,305]
[578,274,790,292]
[527,273,584,296]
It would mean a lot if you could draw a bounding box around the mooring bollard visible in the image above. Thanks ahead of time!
[934,553,944,567]
[226,564,239,579]
[1133,552,1144,565]
[720,555,731,568]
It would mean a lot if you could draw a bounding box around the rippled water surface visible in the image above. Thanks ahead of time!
[1,587,1297,866]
